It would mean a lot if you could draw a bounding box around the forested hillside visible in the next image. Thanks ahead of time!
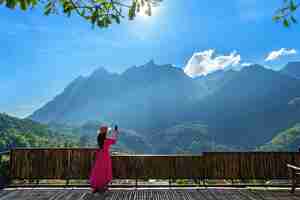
[0,113,79,151]
[259,124,300,151]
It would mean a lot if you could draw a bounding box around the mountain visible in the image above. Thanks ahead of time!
[30,68,120,124]
[281,62,300,78]
[29,61,300,153]
[188,65,300,148]
[30,61,206,130]
[0,113,78,151]
[195,69,237,95]
[259,124,300,151]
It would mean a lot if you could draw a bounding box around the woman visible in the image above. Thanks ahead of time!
[89,125,119,193]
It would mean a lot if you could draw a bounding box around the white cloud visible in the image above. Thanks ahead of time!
[241,62,253,67]
[265,48,297,62]
[184,49,241,77]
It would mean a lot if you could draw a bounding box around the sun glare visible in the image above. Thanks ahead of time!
[137,5,159,20]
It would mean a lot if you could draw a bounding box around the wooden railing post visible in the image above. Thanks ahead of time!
[291,170,296,193]
[135,178,138,189]
[169,156,172,188]
[291,149,300,193]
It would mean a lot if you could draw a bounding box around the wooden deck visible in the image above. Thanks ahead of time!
[0,188,300,200]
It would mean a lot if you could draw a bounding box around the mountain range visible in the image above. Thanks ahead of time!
[29,61,300,153]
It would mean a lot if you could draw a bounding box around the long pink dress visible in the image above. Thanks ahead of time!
[89,132,117,190]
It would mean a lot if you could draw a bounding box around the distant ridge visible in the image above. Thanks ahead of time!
[30,60,202,128]
[188,64,300,148]
[281,61,300,78]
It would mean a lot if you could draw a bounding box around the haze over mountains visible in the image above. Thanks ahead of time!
[29,61,300,153]
[31,60,202,129]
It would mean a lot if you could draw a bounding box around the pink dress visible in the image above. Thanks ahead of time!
[89,132,117,189]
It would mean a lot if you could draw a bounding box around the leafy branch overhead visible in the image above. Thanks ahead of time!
[274,0,299,27]
[1,0,299,28]
[0,0,162,28]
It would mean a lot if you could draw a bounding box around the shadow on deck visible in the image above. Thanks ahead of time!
[1,188,300,200]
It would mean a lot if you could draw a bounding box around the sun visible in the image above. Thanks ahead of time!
[137,5,150,18]
[137,4,158,20]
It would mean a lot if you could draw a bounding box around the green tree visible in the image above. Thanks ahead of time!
[274,0,299,27]
[0,0,161,28]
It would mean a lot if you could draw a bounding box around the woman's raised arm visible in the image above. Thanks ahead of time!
[107,129,119,145]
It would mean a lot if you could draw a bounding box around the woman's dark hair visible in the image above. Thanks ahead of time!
[97,131,107,149]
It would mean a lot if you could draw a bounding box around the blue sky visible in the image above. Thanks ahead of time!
[1,0,300,117]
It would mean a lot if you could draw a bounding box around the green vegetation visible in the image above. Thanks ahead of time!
[274,0,299,27]
[0,113,150,154]
[259,124,300,151]
[0,113,79,151]
[0,154,9,179]
[0,0,161,28]
[150,122,236,154]
[49,121,235,154]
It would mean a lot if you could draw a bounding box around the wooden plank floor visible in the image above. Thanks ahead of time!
[0,189,300,200]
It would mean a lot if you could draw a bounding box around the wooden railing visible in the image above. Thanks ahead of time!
[8,149,300,182]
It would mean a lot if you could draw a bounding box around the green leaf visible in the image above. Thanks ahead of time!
[146,3,151,16]
[94,0,105,3]
[112,14,120,24]
[66,9,71,17]
[44,2,52,15]
[283,18,290,27]
[105,17,111,25]
[90,11,97,25]
[30,0,37,7]
[104,2,112,9]
[62,2,74,16]
[80,9,86,17]
[128,1,136,20]
[272,15,281,21]
[97,19,104,27]
[19,0,27,10]
[291,15,297,23]
[136,2,140,12]
[290,0,297,11]
[6,0,17,9]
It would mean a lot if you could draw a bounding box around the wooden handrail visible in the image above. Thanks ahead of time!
[287,164,300,171]
[12,148,204,156]
[7,149,300,181]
